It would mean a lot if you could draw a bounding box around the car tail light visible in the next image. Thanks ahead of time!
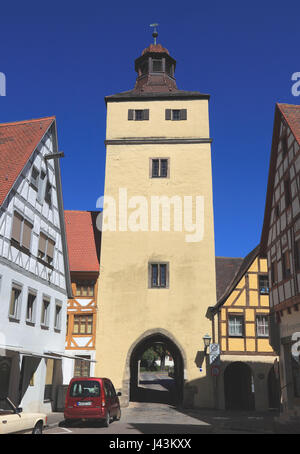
[45,416,48,425]
[101,398,106,407]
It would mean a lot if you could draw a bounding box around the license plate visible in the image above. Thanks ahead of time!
[77,401,92,406]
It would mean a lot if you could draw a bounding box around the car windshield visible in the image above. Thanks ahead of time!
[70,381,100,398]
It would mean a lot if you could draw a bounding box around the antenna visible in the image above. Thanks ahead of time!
[150,23,159,45]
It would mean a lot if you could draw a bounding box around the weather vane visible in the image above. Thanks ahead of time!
[150,23,159,45]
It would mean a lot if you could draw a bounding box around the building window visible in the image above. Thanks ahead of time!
[282,251,291,280]
[151,158,169,178]
[26,292,36,324]
[11,211,33,252]
[38,233,55,265]
[75,282,95,297]
[281,133,288,156]
[30,166,40,190]
[295,239,300,271]
[41,298,50,327]
[44,181,52,205]
[228,315,244,337]
[9,285,22,320]
[54,302,62,331]
[256,315,269,337]
[37,170,47,203]
[74,357,91,377]
[149,263,168,288]
[284,178,292,208]
[165,109,187,121]
[259,275,269,295]
[271,261,278,284]
[128,109,149,121]
[73,315,93,334]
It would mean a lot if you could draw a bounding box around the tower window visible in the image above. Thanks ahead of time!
[149,263,169,288]
[152,59,163,72]
[128,109,149,121]
[165,109,187,121]
[150,158,169,178]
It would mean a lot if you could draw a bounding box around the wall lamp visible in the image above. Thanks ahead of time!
[203,334,212,355]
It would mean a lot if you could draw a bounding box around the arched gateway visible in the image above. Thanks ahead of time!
[94,38,216,409]
[126,329,186,406]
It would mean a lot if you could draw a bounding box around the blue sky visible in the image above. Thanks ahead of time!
[0,0,299,257]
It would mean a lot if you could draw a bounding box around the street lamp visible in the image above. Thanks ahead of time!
[203,334,212,354]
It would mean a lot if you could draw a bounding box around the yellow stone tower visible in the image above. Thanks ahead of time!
[95,36,217,408]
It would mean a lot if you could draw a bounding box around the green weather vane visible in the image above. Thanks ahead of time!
[150,23,159,45]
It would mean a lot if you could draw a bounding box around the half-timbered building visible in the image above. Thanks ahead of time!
[0,117,72,412]
[207,246,280,411]
[260,103,300,419]
[63,210,100,383]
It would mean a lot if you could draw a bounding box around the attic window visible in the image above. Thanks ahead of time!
[152,59,163,72]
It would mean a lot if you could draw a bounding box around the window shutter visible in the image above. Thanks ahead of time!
[47,239,55,261]
[143,109,149,120]
[180,109,187,120]
[165,109,171,120]
[128,109,134,120]
[11,212,23,243]
[38,233,47,256]
[22,220,32,250]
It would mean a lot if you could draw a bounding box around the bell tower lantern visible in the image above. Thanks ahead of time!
[134,29,177,93]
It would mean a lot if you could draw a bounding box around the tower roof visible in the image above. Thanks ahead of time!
[105,40,210,103]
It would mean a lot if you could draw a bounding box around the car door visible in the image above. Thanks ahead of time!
[108,381,118,417]
[103,381,113,415]
[0,412,22,434]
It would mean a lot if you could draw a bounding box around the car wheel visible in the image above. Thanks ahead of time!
[104,411,110,427]
[32,422,43,434]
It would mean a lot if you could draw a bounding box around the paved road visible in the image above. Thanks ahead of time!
[44,373,278,435]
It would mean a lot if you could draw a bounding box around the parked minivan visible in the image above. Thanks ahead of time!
[64,377,121,426]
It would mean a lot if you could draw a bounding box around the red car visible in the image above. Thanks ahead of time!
[64,377,121,427]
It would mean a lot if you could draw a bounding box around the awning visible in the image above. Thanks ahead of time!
[0,345,61,360]
[45,351,97,363]
[0,346,96,363]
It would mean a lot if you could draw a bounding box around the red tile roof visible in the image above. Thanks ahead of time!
[277,103,300,145]
[64,210,100,272]
[0,116,55,206]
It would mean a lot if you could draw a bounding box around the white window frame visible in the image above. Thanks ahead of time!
[256,315,269,338]
[228,315,244,337]
[26,290,37,324]
[8,283,23,321]
[54,300,62,331]
[41,296,51,328]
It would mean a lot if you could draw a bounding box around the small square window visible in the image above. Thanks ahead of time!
[228,315,244,337]
[151,158,169,178]
[149,263,169,288]
[259,275,269,295]
[256,315,269,337]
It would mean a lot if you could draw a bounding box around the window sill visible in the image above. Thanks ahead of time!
[10,240,31,256]
[41,324,49,330]
[26,320,35,327]
[37,257,54,270]
[8,316,20,323]
[54,328,61,334]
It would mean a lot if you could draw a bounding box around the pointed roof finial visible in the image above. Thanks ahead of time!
[150,23,159,45]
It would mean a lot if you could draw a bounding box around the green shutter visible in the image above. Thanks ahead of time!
[165,109,171,120]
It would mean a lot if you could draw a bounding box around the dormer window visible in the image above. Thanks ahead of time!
[152,58,163,72]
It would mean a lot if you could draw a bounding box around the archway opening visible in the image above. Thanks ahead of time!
[224,362,255,411]
[129,333,184,405]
